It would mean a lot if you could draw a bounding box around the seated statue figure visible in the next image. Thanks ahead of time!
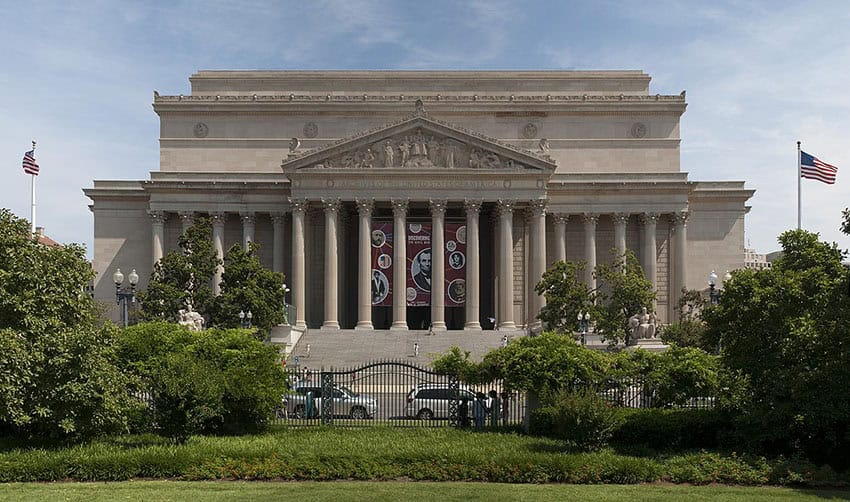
[628,307,657,340]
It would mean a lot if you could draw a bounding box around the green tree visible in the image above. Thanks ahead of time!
[138,217,218,322]
[0,209,134,438]
[213,242,287,337]
[535,260,592,333]
[841,207,849,235]
[591,251,656,345]
[660,289,712,351]
[704,229,850,462]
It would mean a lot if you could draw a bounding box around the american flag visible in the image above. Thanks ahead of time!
[800,151,837,185]
[22,150,39,176]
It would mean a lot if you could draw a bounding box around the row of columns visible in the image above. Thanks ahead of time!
[147,205,688,329]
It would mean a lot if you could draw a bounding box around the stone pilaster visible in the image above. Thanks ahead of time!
[149,211,166,266]
[671,211,689,313]
[210,212,225,296]
[612,213,629,269]
[271,212,287,274]
[390,199,409,330]
[289,198,308,329]
[321,199,341,329]
[464,199,482,330]
[640,212,659,307]
[240,212,255,249]
[529,200,547,331]
[430,199,448,330]
[553,213,568,263]
[496,200,516,330]
[582,213,599,290]
[355,199,374,330]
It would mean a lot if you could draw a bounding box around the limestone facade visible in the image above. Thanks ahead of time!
[85,70,753,330]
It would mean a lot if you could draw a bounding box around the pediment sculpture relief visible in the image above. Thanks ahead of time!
[311,128,523,170]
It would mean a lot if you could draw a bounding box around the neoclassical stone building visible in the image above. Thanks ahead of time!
[86,70,753,335]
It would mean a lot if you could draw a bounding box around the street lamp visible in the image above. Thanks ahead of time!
[708,270,719,304]
[239,310,253,329]
[577,311,590,345]
[113,268,139,327]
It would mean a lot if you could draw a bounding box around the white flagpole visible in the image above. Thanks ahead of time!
[30,139,37,235]
[797,140,801,230]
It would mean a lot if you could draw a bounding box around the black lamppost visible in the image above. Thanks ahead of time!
[708,270,719,304]
[239,310,253,329]
[577,311,590,345]
[113,268,139,327]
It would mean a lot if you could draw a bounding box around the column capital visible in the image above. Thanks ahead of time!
[148,210,167,224]
[390,198,409,216]
[463,199,482,214]
[611,212,630,225]
[582,212,599,225]
[321,198,342,213]
[429,199,448,216]
[178,211,195,222]
[528,199,547,217]
[239,212,256,225]
[552,213,569,224]
[271,212,287,224]
[496,199,516,216]
[640,212,660,225]
[355,198,374,215]
[210,212,226,225]
[670,210,689,226]
[288,198,309,214]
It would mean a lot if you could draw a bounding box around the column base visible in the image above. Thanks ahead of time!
[463,323,482,331]
[354,322,374,330]
[295,322,307,330]
[390,322,408,331]
[498,322,517,330]
[430,321,447,330]
[321,321,340,329]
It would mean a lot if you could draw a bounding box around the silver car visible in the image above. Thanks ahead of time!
[404,384,476,420]
[285,382,378,419]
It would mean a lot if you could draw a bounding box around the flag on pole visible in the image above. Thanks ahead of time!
[800,151,838,184]
[22,150,39,175]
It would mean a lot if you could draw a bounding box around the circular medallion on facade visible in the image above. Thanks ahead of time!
[522,123,538,139]
[409,223,422,234]
[448,279,466,304]
[377,253,392,269]
[630,122,647,138]
[406,287,417,302]
[371,229,386,248]
[303,122,319,138]
[371,270,389,305]
[446,240,457,252]
[326,179,335,188]
[449,251,465,270]
[193,122,209,138]
[455,225,467,244]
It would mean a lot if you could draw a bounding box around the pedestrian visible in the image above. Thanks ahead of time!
[473,392,487,428]
[500,391,509,426]
[488,390,500,428]
[459,398,470,428]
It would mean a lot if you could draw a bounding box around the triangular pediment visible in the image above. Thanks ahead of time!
[281,109,556,173]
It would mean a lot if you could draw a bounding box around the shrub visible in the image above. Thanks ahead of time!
[611,408,736,451]
[529,390,623,451]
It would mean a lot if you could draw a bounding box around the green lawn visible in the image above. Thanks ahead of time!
[0,481,848,501]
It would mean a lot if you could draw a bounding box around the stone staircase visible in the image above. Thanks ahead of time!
[285,328,527,369]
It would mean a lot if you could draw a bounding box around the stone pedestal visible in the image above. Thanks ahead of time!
[625,338,669,352]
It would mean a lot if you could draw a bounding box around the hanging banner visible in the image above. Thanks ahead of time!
[406,222,432,307]
[370,222,393,307]
[445,222,467,306]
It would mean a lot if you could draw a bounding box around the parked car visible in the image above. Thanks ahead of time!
[404,383,477,420]
[284,382,377,419]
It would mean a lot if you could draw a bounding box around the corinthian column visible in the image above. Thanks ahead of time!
[289,199,308,329]
[641,212,659,299]
[496,200,516,330]
[553,214,568,263]
[464,199,482,330]
[390,199,409,330]
[582,213,598,291]
[178,211,194,234]
[430,199,448,330]
[240,212,255,249]
[612,213,629,269]
[149,211,166,266]
[321,199,341,329]
[210,212,225,296]
[671,211,689,311]
[529,200,547,331]
[271,212,287,273]
[355,199,374,330]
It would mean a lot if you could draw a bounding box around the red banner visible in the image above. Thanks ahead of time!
[370,222,393,306]
[406,222,432,307]
[445,222,467,306]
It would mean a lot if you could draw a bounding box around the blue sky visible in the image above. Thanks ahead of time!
[2,0,848,261]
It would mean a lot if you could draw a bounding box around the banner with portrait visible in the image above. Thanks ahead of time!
[406,222,432,307]
[444,222,467,306]
[370,222,393,307]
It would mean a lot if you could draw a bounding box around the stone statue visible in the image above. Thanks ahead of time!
[445,142,457,168]
[469,149,481,169]
[289,137,301,153]
[538,138,550,154]
[399,140,410,166]
[383,141,394,167]
[178,302,205,332]
[414,98,426,115]
[629,307,656,340]
[428,137,441,165]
